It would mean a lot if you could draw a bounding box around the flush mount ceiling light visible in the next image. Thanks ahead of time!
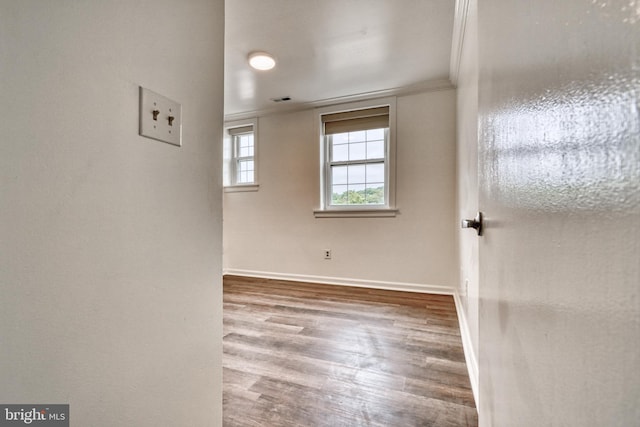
[248,51,276,71]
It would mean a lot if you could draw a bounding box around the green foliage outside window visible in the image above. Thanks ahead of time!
[332,186,384,205]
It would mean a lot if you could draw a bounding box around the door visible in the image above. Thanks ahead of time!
[476,1,640,426]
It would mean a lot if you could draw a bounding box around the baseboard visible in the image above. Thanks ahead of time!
[453,291,480,408]
[223,269,453,295]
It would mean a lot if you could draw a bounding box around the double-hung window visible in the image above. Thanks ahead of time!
[316,98,397,217]
[224,119,259,191]
[231,127,255,184]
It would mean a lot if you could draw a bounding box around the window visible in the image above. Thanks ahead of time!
[315,98,397,217]
[224,119,258,192]
[231,128,255,184]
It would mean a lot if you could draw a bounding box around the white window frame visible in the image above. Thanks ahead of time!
[314,97,397,218]
[223,118,259,192]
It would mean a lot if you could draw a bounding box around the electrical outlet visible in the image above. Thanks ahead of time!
[324,249,331,259]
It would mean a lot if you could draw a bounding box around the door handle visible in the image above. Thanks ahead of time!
[461,212,483,236]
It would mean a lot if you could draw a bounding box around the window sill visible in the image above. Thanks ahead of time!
[224,184,259,193]
[313,208,398,218]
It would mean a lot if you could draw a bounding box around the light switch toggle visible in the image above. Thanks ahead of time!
[139,86,182,147]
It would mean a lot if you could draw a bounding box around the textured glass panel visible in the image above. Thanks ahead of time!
[349,130,366,142]
[367,140,384,159]
[366,163,385,183]
[332,165,348,184]
[348,165,366,184]
[349,142,366,161]
[332,144,348,162]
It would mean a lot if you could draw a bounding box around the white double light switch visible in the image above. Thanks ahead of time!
[139,86,182,147]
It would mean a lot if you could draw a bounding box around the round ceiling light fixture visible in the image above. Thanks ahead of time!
[248,51,276,71]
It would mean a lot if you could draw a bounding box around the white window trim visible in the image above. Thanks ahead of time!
[314,97,398,218]
[223,118,259,192]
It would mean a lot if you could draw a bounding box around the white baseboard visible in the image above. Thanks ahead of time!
[223,269,453,295]
[453,291,480,408]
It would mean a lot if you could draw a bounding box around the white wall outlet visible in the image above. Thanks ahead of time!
[324,249,331,259]
[139,86,182,146]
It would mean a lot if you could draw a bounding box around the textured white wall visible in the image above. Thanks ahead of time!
[223,90,457,291]
[0,1,224,426]
[455,0,480,402]
[477,1,640,425]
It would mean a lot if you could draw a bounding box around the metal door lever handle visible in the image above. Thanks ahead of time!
[461,212,483,236]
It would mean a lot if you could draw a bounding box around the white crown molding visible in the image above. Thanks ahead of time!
[224,78,454,122]
[449,0,470,87]
[223,269,454,295]
[453,290,480,409]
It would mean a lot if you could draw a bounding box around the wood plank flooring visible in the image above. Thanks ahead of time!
[223,275,477,427]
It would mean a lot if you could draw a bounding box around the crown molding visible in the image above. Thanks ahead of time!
[224,78,454,122]
[449,0,470,87]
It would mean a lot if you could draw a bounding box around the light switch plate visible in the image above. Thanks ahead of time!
[139,86,182,146]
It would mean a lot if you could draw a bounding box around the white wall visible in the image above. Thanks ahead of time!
[476,1,640,425]
[454,0,479,404]
[0,1,224,426]
[223,90,457,292]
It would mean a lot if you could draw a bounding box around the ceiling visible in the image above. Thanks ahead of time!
[224,0,456,120]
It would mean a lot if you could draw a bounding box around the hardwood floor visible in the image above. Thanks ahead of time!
[223,275,477,427]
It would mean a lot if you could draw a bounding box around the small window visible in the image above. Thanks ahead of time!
[224,119,258,191]
[232,128,255,184]
[316,98,397,217]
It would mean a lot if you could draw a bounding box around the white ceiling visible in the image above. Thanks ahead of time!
[224,0,455,120]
